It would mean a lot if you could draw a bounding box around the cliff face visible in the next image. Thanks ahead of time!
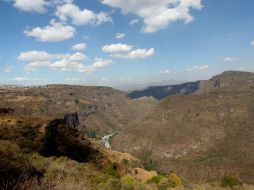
[63,112,79,128]
[196,71,254,94]
[0,85,155,136]
[128,82,200,100]
[112,71,254,183]
[128,71,254,100]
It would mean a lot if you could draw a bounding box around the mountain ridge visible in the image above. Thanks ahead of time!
[128,71,254,100]
[112,71,254,183]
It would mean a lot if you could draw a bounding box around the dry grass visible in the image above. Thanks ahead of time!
[1,113,254,190]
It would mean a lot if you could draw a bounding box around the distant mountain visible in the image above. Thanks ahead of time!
[114,80,185,91]
[128,81,199,100]
[128,71,254,100]
[112,71,254,183]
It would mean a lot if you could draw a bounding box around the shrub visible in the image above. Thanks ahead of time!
[158,177,170,190]
[147,175,164,184]
[168,173,182,188]
[221,176,242,187]
[104,165,120,178]
[121,176,136,190]
[98,178,121,190]
[139,149,160,172]
[122,159,140,169]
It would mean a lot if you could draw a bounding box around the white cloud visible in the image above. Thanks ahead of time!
[130,19,139,26]
[111,48,155,59]
[24,61,52,72]
[18,51,53,61]
[222,57,239,62]
[12,77,29,82]
[92,57,114,68]
[102,43,133,53]
[18,50,112,74]
[116,33,125,39]
[55,2,112,26]
[251,40,254,46]
[102,0,203,33]
[49,60,85,71]
[8,76,47,82]
[24,20,75,42]
[13,0,48,13]
[159,69,171,74]
[71,43,87,51]
[187,65,209,71]
[18,51,87,62]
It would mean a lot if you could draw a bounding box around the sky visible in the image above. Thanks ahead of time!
[0,0,254,87]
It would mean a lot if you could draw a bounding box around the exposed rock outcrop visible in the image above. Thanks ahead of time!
[63,112,79,128]
[0,108,14,114]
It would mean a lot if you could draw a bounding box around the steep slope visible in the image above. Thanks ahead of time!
[0,112,159,190]
[128,82,199,100]
[0,85,155,136]
[196,71,254,94]
[112,71,254,183]
[128,71,254,100]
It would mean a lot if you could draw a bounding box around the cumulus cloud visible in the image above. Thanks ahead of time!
[111,48,154,59]
[12,0,48,13]
[102,0,203,33]
[222,57,239,62]
[187,65,209,72]
[24,20,75,42]
[251,40,254,46]
[19,51,88,72]
[102,43,155,59]
[93,57,113,68]
[102,43,133,53]
[55,2,112,26]
[130,19,139,26]
[18,51,53,61]
[24,61,52,72]
[116,33,125,39]
[7,76,47,82]
[11,76,29,82]
[18,50,87,61]
[71,43,87,51]
[18,50,113,74]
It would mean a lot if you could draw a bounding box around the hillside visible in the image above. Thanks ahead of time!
[0,111,161,190]
[0,85,156,137]
[1,71,254,188]
[112,71,254,184]
[2,109,253,189]
[128,71,254,100]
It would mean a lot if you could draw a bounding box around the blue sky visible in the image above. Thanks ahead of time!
[0,0,254,86]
